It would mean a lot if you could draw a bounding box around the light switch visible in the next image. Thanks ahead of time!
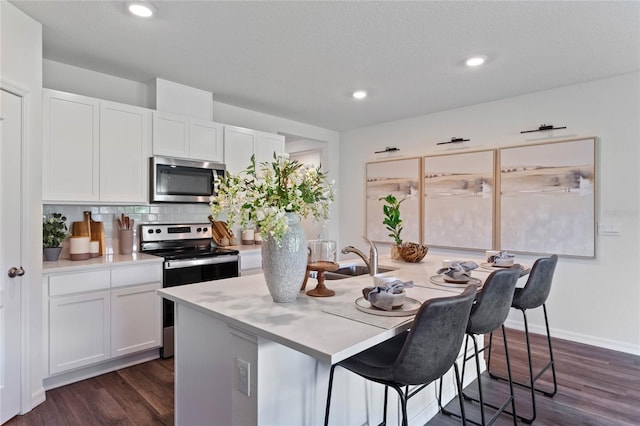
[598,223,621,235]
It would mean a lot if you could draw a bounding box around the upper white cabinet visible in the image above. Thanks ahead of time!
[43,90,100,202]
[43,89,151,203]
[224,125,285,174]
[100,101,151,202]
[152,111,224,162]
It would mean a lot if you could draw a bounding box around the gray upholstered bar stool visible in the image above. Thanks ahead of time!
[324,284,477,426]
[441,266,520,425]
[487,254,559,424]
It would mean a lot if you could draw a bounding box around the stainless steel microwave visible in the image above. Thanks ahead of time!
[150,156,225,203]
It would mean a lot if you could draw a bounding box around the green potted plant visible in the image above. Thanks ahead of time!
[379,194,405,259]
[43,213,69,261]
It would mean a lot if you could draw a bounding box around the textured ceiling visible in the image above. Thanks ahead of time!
[10,0,640,131]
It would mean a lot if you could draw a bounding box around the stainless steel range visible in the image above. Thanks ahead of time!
[139,223,239,358]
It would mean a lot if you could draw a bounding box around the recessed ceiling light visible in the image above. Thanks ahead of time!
[352,90,368,100]
[466,56,486,67]
[127,1,156,18]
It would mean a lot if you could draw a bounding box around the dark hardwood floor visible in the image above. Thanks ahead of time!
[7,328,640,425]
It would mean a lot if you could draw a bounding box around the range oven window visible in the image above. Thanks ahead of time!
[156,164,213,196]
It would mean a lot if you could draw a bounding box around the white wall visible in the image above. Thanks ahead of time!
[0,0,45,411]
[43,60,148,108]
[340,72,640,354]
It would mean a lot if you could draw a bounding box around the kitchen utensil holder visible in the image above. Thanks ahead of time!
[119,229,133,255]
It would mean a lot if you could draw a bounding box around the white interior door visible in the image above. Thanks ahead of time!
[0,88,23,423]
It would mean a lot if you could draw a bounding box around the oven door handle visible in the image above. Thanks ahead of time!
[165,255,239,270]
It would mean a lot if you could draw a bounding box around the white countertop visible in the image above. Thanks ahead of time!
[42,252,163,274]
[159,254,491,364]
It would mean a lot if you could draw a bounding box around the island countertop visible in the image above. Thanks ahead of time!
[158,254,488,364]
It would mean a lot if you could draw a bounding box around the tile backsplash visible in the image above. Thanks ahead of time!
[44,204,212,255]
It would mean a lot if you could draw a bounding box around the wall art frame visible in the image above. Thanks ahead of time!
[497,137,596,258]
[422,149,496,250]
[366,157,422,244]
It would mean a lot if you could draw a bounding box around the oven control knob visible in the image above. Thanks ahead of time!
[203,227,208,232]
[147,229,154,234]
[155,229,161,233]
[197,227,202,232]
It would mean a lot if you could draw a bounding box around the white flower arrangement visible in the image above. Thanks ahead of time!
[210,153,335,243]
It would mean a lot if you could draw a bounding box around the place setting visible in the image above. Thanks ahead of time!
[478,250,531,276]
[429,260,483,289]
[321,275,420,329]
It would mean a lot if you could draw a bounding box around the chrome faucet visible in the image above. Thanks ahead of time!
[341,238,378,276]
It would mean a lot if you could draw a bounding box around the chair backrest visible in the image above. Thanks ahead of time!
[466,266,521,335]
[391,284,477,385]
[512,255,558,310]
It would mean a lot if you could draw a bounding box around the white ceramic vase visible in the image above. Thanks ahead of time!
[261,213,307,303]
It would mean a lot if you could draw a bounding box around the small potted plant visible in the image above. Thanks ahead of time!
[43,213,69,261]
[379,194,405,260]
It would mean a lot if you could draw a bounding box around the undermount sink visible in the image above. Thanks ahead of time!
[324,265,395,280]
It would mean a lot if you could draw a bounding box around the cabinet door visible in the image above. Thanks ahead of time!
[189,119,224,162]
[255,131,285,165]
[240,250,263,276]
[43,90,99,202]
[111,283,162,357]
[152,111,189,158]
[49,291,110,374]
[224,126,257,174]
[100,101,151,203]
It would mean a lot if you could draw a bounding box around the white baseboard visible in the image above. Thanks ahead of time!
[43,349,160,391]
[24,387,46,414]
[503,319,640,356]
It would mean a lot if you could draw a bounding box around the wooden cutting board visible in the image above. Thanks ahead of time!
[71,221,91,238]
[90,221,106,256]
[213,221,231,240]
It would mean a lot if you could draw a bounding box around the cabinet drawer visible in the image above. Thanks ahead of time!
[111,264,162,288]
[49,270,111,297]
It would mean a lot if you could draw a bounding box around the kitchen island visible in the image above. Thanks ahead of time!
[159,255,490,426]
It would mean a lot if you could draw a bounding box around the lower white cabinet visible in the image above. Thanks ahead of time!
[49,290,111,375]
[45,263,162,377]
[111,282,162,357]
[239,249,262,276]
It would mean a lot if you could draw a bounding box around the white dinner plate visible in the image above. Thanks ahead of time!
[480,262,514,271]
[429,275,482,288]
[355,297,421,317]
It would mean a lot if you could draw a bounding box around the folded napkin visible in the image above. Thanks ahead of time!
[436,261,479,281]
[363,280,414,311]
[488,251,515,265]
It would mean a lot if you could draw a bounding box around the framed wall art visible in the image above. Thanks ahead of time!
[423,149,495,250]
[498,137,596,257]
[366,157,421,244]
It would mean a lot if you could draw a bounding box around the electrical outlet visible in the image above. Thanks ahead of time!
[237,358,250,396]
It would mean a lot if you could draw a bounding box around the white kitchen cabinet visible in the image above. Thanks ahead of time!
[42,89,152,203]
[43,89,100,202]
[239,249,263,276]
[48,268,112,375]
[44,263,163,378]
[99,101,151,202]
[111,282,162,357]
[224,125,285,174]
[189,118,224,161]
[49,291,111,374]
[152,111,224,162]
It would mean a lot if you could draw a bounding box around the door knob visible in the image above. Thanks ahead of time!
[8,266,25,278]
